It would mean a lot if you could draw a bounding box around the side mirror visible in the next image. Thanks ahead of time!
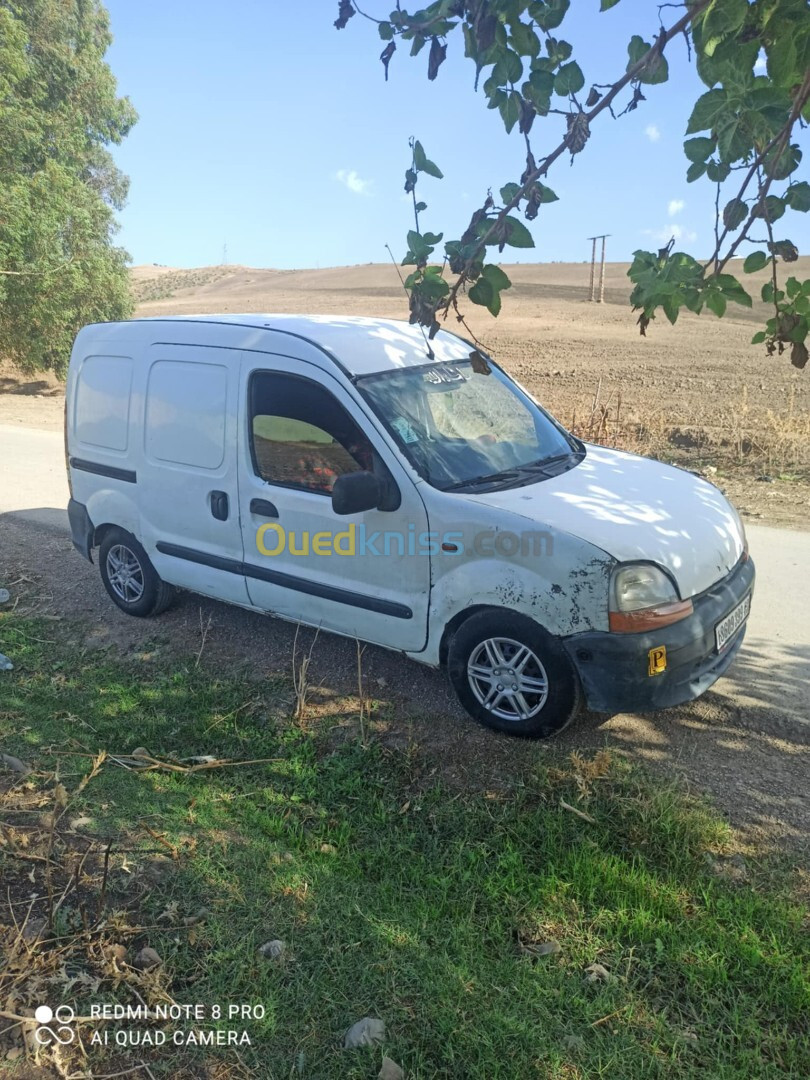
[332,471,382,516]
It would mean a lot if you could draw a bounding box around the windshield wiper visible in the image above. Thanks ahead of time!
[441,468,524,492]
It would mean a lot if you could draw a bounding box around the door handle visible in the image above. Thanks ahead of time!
[250,498,279,518]
[210,491,229,521]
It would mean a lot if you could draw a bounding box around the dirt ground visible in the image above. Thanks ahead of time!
[3,258,809,528]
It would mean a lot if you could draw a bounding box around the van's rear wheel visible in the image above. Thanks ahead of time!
[99,528,174,618]
[448,611,580,738]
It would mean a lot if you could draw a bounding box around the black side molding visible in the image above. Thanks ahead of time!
[155,542,412,620]
[70,457,136,484]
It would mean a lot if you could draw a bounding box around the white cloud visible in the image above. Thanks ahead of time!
[335,169,372,196]
[668,199,685,217]
[645,124,661,142]
[644,223,698,245]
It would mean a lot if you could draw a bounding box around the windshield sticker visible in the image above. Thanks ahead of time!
[391,416,421,444]
[423,365,468,385]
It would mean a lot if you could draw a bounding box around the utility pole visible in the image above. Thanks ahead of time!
[222,243,228,267]
[586,234,610,302]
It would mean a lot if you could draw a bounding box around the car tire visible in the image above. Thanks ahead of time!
[448,610,581,738]
[98,528,174,618]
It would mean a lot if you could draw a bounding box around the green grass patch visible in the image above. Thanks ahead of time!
[1,615,808,1078]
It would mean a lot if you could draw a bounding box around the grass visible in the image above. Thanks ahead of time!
[1,614,808,1078]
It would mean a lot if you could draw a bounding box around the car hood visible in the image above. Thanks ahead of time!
[463,445,745,598]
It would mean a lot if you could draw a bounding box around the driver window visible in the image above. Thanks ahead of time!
[250,372,374,494]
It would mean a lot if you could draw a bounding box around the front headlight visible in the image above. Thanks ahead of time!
[609,563,693,632]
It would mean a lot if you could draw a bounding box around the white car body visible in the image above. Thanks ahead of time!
[65,315,754,723]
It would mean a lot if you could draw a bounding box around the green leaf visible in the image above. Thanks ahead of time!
[686,161,708,183]
[600,0,621,8]
[722,198,747,230]
[683,136,716,163]
[751,331,767,344]
[743,251,768,273]
[413,140,443,179]
[378,22,394,41]
[553,61,584,96]
[706,160,731,183]
[469,276,501,316]
[686,88,727,134]
[528,0,570,32]
[415,201,427,213]
[481,263,512,291]
[499,91,521,133]
[786,276,801,299]
[510,23,540,57]
[626,35,669,84]
[715,273,752,307]
[493,49,523,85]
[786,181,810,212]
[662,295,680,324]
[764,143,802,181]
[705,291,727,318]
[701,0,749,42]
[500,182,522,204]
[502,216,535,248]
[754,195,786,223]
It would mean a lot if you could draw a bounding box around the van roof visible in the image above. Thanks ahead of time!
[130,314,476,377]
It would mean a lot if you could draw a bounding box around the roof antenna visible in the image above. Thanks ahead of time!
[385,243,435,361]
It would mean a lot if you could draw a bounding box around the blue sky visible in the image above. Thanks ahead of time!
[104,0,808,269]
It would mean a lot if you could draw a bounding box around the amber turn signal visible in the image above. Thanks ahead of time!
[609,598,693,633]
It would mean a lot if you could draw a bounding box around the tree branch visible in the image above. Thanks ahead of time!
[438,0,712,319]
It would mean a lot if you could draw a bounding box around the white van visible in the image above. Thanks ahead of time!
[65,315,754,737]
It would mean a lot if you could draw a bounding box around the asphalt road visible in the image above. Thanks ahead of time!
[2,422,809,851]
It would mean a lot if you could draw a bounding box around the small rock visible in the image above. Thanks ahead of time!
[183,907,212,926]
[5,1047,23,1062]
[133,946,162,971]
[0,588,10,605]
[379,1056,404,1079]
[584,962,614,983]
[0,654,14,672]
[756,475,774,483]
[142,855,174,885]
[319,843,337,855]
[0,753,30,774]
[520,939,561,958]
[108,943,128,964]
[130,746,151,759]
[257,939,285,961]
[344,1017,385,1049]
[70,815,94,831]
[728,853,747,871]
[704,465,718,475]
[21,917,47,943]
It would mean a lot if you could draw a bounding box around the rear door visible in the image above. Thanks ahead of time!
[140,344,249,606]
[237,353,430,651]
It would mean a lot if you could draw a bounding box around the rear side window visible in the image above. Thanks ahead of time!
[250,372,372,494]
[145,360,227,469]
[74,355,133,451]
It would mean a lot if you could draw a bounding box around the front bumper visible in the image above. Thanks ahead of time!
[563,556,755,714]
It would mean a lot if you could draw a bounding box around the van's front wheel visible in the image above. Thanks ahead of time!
[448,611,580,738]
[99,528,174,618]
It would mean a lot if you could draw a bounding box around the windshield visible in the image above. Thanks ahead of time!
[357,358,581,492]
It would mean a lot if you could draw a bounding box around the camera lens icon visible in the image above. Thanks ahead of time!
[34,1004,75,1045]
